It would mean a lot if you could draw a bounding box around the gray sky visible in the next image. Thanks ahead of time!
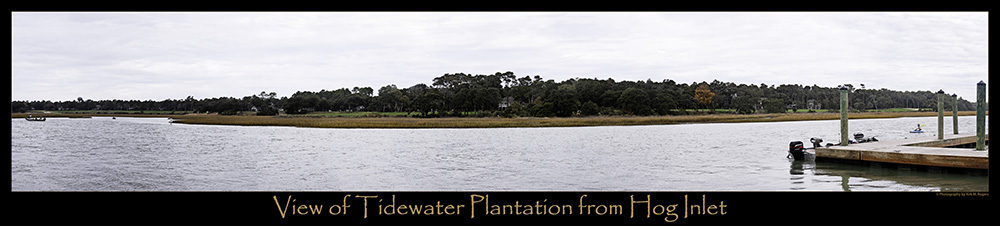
[12,12,988,102]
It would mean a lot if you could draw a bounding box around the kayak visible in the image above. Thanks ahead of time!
[910,130,924,133]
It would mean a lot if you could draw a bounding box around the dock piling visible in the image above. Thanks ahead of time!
[953,94,959,135]
[840,86,849,146]
[938,90,945,140]
[976,81,986,151]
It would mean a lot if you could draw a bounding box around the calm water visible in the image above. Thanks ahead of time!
[11,116,988,191]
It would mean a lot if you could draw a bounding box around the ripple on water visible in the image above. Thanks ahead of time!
[10,116,989,191]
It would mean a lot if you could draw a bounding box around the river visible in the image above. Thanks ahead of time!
[11,116,988,191]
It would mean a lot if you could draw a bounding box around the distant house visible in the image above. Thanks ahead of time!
[807,99,821,110]
[498,97,516,110]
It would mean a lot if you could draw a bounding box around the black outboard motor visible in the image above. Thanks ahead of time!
[854,132,878,143]
[788,141,805,160]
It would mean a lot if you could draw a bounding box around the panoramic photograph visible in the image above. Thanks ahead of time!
[12,12,988,193]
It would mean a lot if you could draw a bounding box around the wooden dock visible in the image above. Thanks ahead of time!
[812,134,989,170]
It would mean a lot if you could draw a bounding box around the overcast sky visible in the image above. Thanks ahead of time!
[11,12,988,102]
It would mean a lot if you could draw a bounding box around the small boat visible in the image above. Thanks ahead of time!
[787,138,824,161]
[25,115,46,121]
[788,133,878,160]
[910,130,924,133]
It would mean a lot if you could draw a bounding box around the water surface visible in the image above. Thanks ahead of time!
[11,116,988,191]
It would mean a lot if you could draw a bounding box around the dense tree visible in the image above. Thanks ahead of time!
[762,98,787,113]
[282,95,313,114]
[580,101,599,116]
[13,72,982,118]
[548,85,580,117]
[375,85,407,112]
[534,102,555,117]
[619,87,652,115]
[12,102,29,113]
[242,91,279,115]
[413,90,443,116]
[731,94,756,114]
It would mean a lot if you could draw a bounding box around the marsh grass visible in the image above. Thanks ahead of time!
[304,111,412,117]
[13,111,982,128]
[163,111,981,129]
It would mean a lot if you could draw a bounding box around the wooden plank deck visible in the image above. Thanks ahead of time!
[813,134,989,170]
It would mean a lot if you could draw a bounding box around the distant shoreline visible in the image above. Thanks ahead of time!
[12,111,985,129]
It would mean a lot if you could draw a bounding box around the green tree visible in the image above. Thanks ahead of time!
[501,101,525,117]
[534,102,555,117]
[580,101,599,116]
[414,91,443,116]
[376,85,406,112]
[283,95,311,114]
[12,102,28,113]
[600,90,623,108]
[731,95,756,114]
[762,98,786,113]
[257,106,279,116]
[548,85,580,117]
[475,87,501,111]
[619,87,652,115]
[652,91,677,115]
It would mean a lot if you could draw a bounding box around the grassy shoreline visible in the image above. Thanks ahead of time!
[13,111,985,129]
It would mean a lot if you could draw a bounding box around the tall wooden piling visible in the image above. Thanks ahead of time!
[937,90,945,140]
[976,81,986,151]
[953,94,959,135]
[840,86,849,146]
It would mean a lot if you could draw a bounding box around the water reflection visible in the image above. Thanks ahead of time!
[788,159,814,175]
[787,158,989,192]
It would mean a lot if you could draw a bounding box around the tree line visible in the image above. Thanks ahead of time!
[11,71,983,117]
